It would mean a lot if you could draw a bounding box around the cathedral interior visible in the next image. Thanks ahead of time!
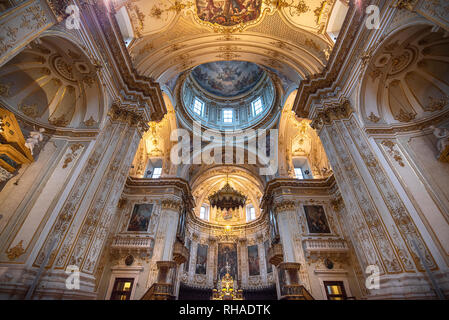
[0,0,449,301]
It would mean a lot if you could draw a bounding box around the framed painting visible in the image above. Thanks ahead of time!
[217,243,238,279]
[247,245,260,276]
[127,204,153,232]
[195,0,263,27]
[303,205,331,234]
[195,244,208,275]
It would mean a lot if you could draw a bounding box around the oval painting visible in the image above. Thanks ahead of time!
[196,0,263,27]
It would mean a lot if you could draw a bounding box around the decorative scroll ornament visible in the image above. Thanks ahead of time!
[208,183,247,210]
[381,140,405,167]
[6,240,25,260]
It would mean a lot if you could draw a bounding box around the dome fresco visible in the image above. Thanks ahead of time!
[191,61,264,97]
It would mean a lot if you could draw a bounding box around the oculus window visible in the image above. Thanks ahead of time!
[252,97,263,116]
[223,109,233,123]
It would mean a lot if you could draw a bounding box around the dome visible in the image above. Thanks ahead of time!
[191,61,264,98]
[177,61,278,131]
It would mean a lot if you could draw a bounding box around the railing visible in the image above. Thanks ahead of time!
[280,284,314,300]
[303,239,348,253]
[111,235,154,251]
[141,283,174,300]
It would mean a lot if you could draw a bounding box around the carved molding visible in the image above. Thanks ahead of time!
[6,240,25,261]
[161,199,182,212]
[273,200,297,214]
[381,140,405,167]
[310,99,353,131]
[108,102,149,134]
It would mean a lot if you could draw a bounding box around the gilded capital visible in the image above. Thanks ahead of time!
[108,102,149,133]
[311,99,353,129]
[273,200,296,214]
[161,199,183,212]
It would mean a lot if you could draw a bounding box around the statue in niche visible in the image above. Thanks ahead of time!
[430,125,449,154]
[24,128,45,155]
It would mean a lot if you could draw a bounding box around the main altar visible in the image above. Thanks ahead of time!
[211,262,243,300]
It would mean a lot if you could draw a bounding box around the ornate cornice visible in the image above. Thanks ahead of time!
[108,102,149,134]
[273,200,296,214]
[364,110,449,135]
[161,199,183,212]
[88,1,167,122]
[125,177,195,210]
[310,99,353,131]
[291,2,366,118]
[260,176,336,211]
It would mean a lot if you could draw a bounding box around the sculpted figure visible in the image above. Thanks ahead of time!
[430,125,449,154]
[25,128,45,155]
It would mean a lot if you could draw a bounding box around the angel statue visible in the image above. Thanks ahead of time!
[25,128,45,155]
[430,125,449,154]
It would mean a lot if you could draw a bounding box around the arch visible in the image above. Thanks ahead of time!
[0,34,105,131]
[278,89,331,178]
[132,33,326,83]
[189,165,264,225]
[359,24,449,127]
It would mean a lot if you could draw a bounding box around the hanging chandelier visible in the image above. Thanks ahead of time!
[208,183,247,210]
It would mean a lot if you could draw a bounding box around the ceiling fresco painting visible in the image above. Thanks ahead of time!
[195,0,263,27]
[191,61,264,97]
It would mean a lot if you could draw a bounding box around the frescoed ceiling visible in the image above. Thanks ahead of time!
[191,61,264,97]
[110,0,349,83]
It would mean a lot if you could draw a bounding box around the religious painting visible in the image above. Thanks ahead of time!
[195,0,263,27]
[184,238,191,272]
[195,244,208,275]
[191,61,264,97]
[303,205,331,234]
[264,240,272,273]
[247,245,260,276]
[127,204,153,232]
[217,243,238,280]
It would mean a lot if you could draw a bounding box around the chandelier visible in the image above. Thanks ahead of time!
[208,183,247,210]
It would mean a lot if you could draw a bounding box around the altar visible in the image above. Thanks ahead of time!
[211,262,243,300]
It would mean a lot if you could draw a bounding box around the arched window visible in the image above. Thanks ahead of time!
[223,109,233,123]
[193,97,204,116]
[246,204,256,222]
[252,96,263,116]
[199,205,209,221]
